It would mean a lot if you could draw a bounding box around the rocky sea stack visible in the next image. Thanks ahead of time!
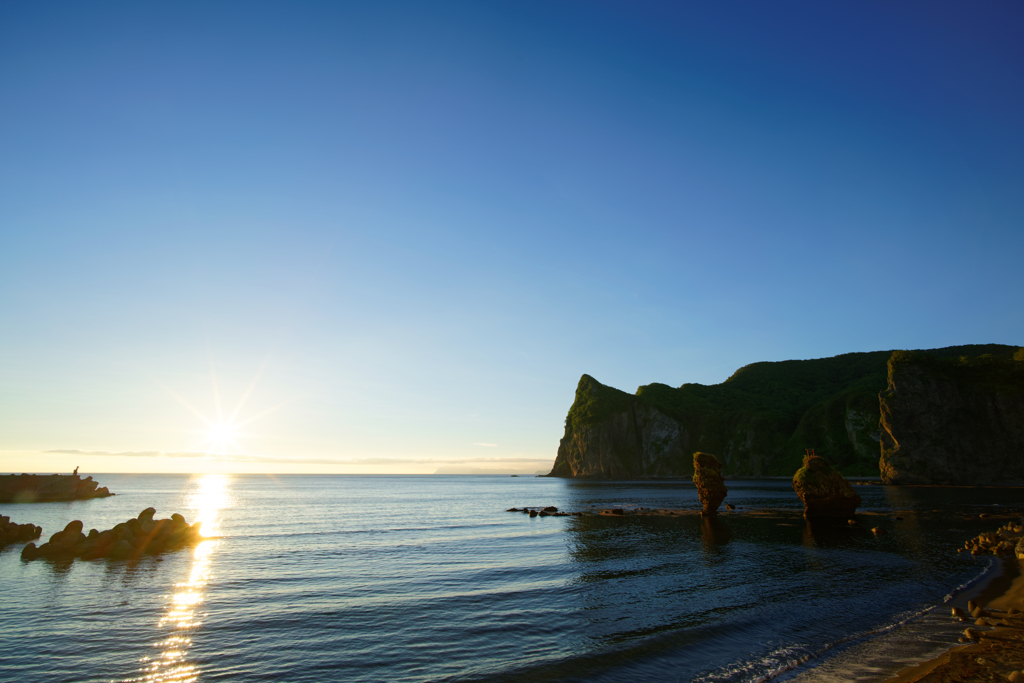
[0,473,113,503]
[693,452,727,515]
[21,507,204,561]
[0,515,42,547]
[792,454,861,518]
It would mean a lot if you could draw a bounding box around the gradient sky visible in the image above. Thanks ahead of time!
[1,1,1022,474]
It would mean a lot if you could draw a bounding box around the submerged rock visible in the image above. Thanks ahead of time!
[692,452,727,516]
[21,508,205,562]
[792,454,861,518]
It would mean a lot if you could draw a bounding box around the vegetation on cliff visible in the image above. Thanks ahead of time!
[879,348,1024,484]
[551,344,1021,478]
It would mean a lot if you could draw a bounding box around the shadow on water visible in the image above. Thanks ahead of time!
[701,515,731,553]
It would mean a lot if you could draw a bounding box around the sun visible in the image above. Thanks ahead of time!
[205,422,238,453]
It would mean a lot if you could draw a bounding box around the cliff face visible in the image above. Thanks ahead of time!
[549,345,1021,479]
[879,351,1024,485]
[550,378,691,477]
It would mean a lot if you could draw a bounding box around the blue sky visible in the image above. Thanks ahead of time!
[1,1,1022,473]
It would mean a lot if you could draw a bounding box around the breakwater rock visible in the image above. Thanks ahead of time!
[21,507,204,561]
[879,350,1024,485]
[792,454,861,518]
[0,515,42,547]
[0,473,113,503]
[693,452,727,515]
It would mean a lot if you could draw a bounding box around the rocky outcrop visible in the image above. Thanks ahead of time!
[549,379,691,478]
[960,522,1024,557]
[548,345,1021,480]
[0,515,42,547]
[0,473,113,503]
[791,454,861,518]
[693,452,727,515]
[21,508,203,561]
[879,351,1024,485]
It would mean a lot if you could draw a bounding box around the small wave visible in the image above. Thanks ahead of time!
[695,558,999,683]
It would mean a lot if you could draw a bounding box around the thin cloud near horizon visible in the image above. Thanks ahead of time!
[36,449,550,466]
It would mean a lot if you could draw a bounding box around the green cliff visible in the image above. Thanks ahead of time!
[549,344,1020,478]
[879,349,1024,484]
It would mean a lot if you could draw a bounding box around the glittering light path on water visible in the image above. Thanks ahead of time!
[131,475,231,683]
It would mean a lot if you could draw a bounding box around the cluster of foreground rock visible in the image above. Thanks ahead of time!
[21,508,204,561]
[505,506,582,518]
[958,522,1024,557]
[0,473,113,503]
[954,601,1022,642]
[0,515,42,548]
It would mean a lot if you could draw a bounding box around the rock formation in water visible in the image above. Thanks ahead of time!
[548,344,1020,479]
[693,452,727,515]
[21,507,204,561]
[792,453,861,518]
[0,473,113,503]
[879,350,1024,485]
[0,515,42,547]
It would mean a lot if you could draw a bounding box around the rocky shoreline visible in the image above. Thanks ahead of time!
[504,503,1024,681]
[0,473,113,503]
[885,553,1024,682]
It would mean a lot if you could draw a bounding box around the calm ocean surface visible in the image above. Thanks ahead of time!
[1,475,1019,683]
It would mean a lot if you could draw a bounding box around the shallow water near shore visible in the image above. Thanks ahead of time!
[0,474,1020,683]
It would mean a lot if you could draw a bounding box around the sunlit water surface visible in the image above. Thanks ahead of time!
[0,475,1019,682]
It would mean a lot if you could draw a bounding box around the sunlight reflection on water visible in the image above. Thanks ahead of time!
[130,474,231,683]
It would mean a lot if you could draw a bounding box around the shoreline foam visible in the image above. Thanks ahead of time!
[882,555,1024,682]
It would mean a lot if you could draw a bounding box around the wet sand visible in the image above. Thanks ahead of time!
[883,560,1024,683]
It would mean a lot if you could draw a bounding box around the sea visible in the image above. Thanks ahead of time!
[1,474,1020,683]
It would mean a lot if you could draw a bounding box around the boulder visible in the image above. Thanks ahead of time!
[692,452,727,515]
[792,454,861,518]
